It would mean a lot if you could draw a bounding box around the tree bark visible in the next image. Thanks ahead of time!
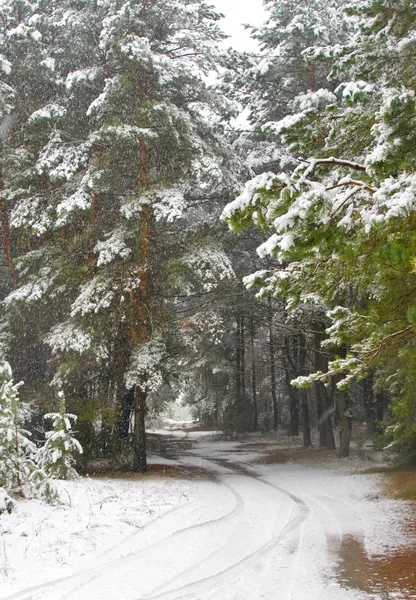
[314,327,336,449]
[235,312,241,404]
[298,334,312,448]
[118,387,134,441]
[0,147,17,289]
[337,388,352,457]
[130,74,151,472]
[87,192,100,272]
[362,373,375,436]
[282,337,299,436]
[240,313,246,398]
[268,298,279,430]
[133,391,147,473]
[250,316,258,431]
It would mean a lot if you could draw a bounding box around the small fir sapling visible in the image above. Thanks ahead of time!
[36,392,83,480]
[0,487,14,515]
[0,362,41,496]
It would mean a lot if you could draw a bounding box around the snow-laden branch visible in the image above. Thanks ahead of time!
[326,177,377,195]
[300,157,367,181]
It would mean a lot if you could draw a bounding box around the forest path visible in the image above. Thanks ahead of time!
[3,428,414,600]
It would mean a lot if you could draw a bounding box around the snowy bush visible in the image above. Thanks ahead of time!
[36,393,83,480]
[0,362,45,496]
[0,487,14,514]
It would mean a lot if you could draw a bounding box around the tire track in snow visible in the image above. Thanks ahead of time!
[1,480,243,600]
[139,457,312,600]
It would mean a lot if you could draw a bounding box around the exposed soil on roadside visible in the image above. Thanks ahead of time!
[334,468,416,599]
[335,534,416,600]
[89,462,219,482]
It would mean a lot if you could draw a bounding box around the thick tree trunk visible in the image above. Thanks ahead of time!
[118,387,134,441]
[130,75,151,471]
[133,391,147,473]
[375,393,385,423]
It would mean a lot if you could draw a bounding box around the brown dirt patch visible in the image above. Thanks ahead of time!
[336,469,416,598]
[383,469,416,502]
[336,535,416,599]
[88,462,218,482]
[236,442,338,465]
[254,449,291,464]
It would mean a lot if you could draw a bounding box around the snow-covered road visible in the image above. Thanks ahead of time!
[0,431,414,600]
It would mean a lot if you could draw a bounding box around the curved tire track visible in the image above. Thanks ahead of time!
[139,456,311,600]
[1,478,243,600]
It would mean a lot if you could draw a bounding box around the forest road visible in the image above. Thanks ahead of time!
[2,431,394,600]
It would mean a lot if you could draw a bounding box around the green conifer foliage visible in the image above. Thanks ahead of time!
[36,391,83,480]
[0,0,239,469]
[0,362,40,494]
[223,0,416,462]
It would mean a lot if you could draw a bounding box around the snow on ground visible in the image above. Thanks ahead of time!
[0,475,197,596]
[0,430,414,600]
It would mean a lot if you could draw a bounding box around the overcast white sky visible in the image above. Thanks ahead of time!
[210,0,268,51]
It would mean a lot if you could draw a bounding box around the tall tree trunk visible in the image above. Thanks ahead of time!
[337,388,352,457]
[133,391,147,472]
[250,316,258,431]
[298,334,312,448]
[0,147,17,289]
[362,372,375,436]
[314,327,336,449]
[131,75,151,472]
[334,346,352,457]
[240,313,246,398]
[268,298,279,430]
[282,337,299,436]
[118,387,134,441]
[235,312,241,404]
[375,393,385,423]
[87,192,100,272]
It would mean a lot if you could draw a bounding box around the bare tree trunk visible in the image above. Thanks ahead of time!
[241,315,246,397]
[235,312,241,404]
[362,373,375,436]
[268,298,279,430]
[337,388,352,457]
[299,334,312,448]
[250,316,258,430]
[282,337,299,436]
[133,391,147,473]
[314,328,336,449]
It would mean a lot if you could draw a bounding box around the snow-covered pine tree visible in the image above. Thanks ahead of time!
[0,362,42,495]
[36,391,82,480]
[248,0,352,125]
[2,0,241,471]
[223,0,416,462]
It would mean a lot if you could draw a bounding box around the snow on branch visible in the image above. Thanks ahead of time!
[326,177,377,195]
[300,157,367,181]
